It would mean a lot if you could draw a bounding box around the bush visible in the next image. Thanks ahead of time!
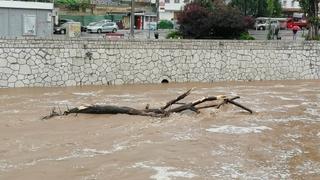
[177,1,246,39]
[178,3,212,38]
[239,32,255,40]
[243,16,255,29]
[158,20,174,29]
[209,4,246,38]
[166,31,183,39]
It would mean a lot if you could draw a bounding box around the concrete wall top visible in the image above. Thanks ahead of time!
[0,38,319,51]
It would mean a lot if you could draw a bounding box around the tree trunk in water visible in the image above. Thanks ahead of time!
[42,89,253,119]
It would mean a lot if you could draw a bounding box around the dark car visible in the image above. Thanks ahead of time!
[53,19,74,34]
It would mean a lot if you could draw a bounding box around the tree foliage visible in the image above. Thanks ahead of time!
[158,20,174,29]
[178,3,212,38]
[295,0,319,39]
[178,1,246,39]
[56,0,90,11]
[230,0,282,17]
[194,0,214,10]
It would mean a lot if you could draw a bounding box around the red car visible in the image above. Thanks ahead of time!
[286,18,308,29]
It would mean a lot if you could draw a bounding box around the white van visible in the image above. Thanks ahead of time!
[255,17,286,30]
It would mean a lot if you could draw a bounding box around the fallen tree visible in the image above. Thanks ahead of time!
[42,89,253,119]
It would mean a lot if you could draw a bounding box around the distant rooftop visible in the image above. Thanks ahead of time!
[0,0,54,10]
[1,0,53,2]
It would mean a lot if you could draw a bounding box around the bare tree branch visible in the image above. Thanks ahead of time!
[42,89,253,119]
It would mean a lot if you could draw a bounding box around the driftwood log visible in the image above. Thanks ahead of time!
[43,88,253,119]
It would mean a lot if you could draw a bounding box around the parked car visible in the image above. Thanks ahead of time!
[87,22,118,33]
[287,18,308,29]
[83,19,112,32]
[254,19,280,30]
[54,19,74,34]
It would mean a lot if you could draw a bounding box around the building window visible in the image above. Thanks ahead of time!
[174,0,179,3]
[165,0,170,3]
[291,1,294,7]
[23,14,36,36]
[184,0,189,3]
[283,0,287,7]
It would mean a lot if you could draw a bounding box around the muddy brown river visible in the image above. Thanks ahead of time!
[0,80,319,180]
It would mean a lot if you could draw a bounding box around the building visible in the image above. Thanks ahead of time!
[280,0,302,16]
[0,0,54,37]
[86,0,156,30]
[131,0,157,30]
[159,0,190,20]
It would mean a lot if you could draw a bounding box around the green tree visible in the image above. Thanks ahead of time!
[194,0,214,10]
[230,0,281,17]
[55,0,90,11]
[295,0,319,40]
[267,0,282,17]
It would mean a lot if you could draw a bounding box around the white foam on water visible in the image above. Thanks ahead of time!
[270,107,288,113]
[216,163,245,179]
[269,95,305,101]
[171,132,197,141]
[278,148,303,160]
[208,160,280,179]
[297,88,318,92]
[111,143,126,151]
[300,102,320,117]
[284,133,302,139]
[52,100,72,105]
[169,127,199,141]
[107,94,144,98]
[72,92,97,96]
[296,160,320,175]
[206,125,272,134]
[255,116,320,123]
[0,161,16,172]
[56,143,129,161]
[0,95,16,100]
[43,92,62,96]
[0,110,20,114]
[133,162,197,180]
[3,142,130,171]
[274,84,285,87]
[283,104,300,108]
[305,107,319,117]
[22,148,114,165]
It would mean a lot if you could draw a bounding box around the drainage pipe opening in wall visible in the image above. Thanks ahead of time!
[161,79,169,84]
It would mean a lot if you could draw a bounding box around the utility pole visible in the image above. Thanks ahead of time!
[156,0,159,22]
[130,0,135,38]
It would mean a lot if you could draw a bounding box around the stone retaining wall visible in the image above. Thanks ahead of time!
[0,38,319,87]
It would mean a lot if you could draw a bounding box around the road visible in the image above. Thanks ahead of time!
[248,29,306,41]
[54,29,307,41]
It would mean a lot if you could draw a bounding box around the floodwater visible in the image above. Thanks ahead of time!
[0,80,319,180]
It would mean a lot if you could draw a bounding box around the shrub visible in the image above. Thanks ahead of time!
[209,4,246,38]
[158,20,174,29]
[166,31,183,39]
[243,16,255,29]
[177,1,246,39]
[239,32,255,40]
[178,3,212,38]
